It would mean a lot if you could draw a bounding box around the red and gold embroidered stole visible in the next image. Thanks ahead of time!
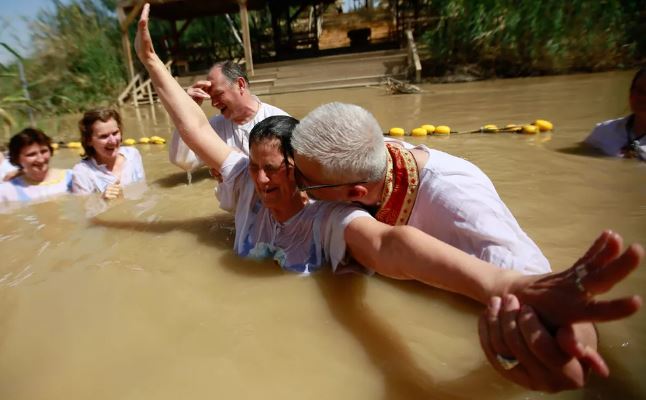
[374,143,419,226]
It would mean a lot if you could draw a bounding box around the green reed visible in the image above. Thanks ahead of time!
[420,0,644,76]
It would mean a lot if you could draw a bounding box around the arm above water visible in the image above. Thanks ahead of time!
[168,89,218,171]
[345,218,642,325]
[134,4,230,171]
[346,220,642,391]
[344,216,520,304]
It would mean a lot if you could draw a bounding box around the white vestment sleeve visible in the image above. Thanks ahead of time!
[168,129,203,171]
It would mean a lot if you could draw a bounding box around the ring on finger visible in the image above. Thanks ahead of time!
[574,264,590,295]
[496,354,520,370]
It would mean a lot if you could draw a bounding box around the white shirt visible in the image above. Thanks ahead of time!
[0,157,18,181]
[386,139,550,274]
[584,115,646,157]
[71,146,146,194]
[217,151,370,274]
[0,168,73,203]
[169,100,289,171]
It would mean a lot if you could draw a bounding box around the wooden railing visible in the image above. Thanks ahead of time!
[117,60,173,107]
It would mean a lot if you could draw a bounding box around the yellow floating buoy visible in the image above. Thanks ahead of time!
[150,135,166,144]
[435,125,451,135]
[389,127,405,136]
[482,124,498,133]
[123,138,136,146]
[421,124,436,134]
[139,137,151,144]
[534,119,554,132]
[67,141,82,149]
[411,127,427,136]
[522,125,539,134]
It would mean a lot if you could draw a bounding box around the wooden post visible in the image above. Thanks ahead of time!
[117,5,135,81]
[239,1,254,77]
[132,76,139,107]
[147,81,154,105]
[405,29,422,83]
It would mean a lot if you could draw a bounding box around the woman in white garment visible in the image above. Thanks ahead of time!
[0,128,73,204]
[72,108,146,199]
[584,67,646,160]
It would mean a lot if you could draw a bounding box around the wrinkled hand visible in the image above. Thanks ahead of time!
[479,294,605,392]
[187,81,212,105]
[134,3,155,64]
[514,230,642,328]
[102,181,123,200]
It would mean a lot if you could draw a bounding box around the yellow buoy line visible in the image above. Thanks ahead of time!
[50,136,166,150]
[386,119,554,137]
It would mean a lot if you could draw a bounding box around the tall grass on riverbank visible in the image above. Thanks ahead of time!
[27,0,126,113]
[420,0,644,77]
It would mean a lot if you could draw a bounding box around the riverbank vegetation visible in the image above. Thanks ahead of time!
[0,0,125,135]
[418,0,644,77]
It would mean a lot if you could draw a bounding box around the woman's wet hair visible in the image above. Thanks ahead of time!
[630,67,646,92]
[79,108,122,159]
[8,128,53,168]
[249,115,299,167]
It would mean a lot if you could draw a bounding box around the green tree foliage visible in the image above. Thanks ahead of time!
[180,15,241,69]
[418,0,644,76]
[27,0,126,113]
[0,44,34,137]
[170,8,274,71]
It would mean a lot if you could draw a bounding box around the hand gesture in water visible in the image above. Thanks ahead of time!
[480,231,643,391]
[102,179,123,200]
[516,230,642,327]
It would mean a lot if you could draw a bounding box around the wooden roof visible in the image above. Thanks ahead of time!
[118,0,268,21]
[118,0,336,20]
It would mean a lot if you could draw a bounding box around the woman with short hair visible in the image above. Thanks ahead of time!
[0,128,72,203]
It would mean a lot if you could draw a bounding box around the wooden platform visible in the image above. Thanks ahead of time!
[175,48,408,96]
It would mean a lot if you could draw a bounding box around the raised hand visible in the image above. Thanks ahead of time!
[514,230,642,327]
[187,80,212,105]
[134,3,156,64]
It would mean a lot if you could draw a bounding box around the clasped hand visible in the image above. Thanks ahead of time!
[480,231,643,392]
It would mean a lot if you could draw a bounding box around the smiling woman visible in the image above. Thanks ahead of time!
[72,108,146,200]
[0,128,73,204]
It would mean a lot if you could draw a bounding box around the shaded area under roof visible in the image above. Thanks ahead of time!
[117,0,332,21]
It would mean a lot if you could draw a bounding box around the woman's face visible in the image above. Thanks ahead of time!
[248,139,297,209]
[88,118,121,163]
[19,142,51,182]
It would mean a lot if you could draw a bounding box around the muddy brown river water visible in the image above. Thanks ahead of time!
[1,70,644,399]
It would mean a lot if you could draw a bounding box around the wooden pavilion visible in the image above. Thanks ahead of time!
[116,0,335,80]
